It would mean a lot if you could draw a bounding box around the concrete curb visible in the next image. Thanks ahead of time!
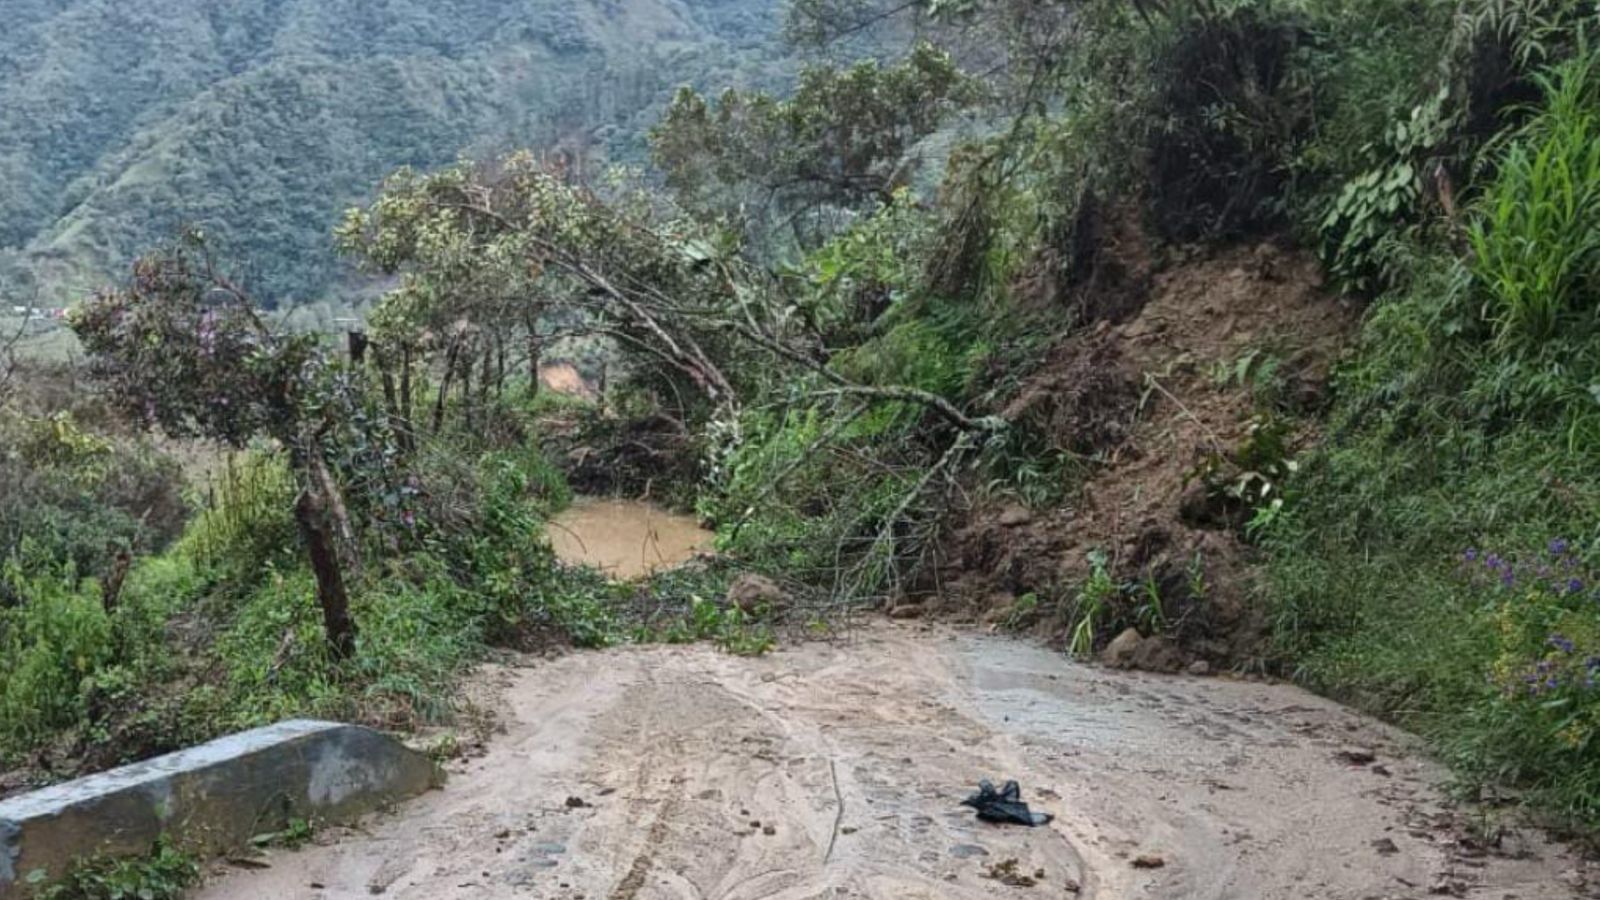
[0,720,442,897]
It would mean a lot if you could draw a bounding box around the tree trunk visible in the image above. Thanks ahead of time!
[308,451,362,581]
[377,345,413,455]
[294,489,358,660]
[400,345,414,437]
[460,345,475,431]
[432,337,462,433]
[478,341,493,410]
[101,547,132,614]
[526,329,543,398]
[492,338,505,400]
[379,350,399,416]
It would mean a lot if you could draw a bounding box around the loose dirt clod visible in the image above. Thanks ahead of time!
[982,858,1040,887]
[1336,747,1378,766]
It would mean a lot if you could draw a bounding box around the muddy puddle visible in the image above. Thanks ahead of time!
[547,497,712,579]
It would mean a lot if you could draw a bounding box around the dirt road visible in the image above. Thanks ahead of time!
[194,624,1591,899]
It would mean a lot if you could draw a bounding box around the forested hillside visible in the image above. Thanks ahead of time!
[0,0,782,307]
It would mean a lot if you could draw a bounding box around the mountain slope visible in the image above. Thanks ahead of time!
[0,0,783,306]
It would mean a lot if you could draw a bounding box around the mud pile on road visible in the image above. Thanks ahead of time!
[931,214,1357,668]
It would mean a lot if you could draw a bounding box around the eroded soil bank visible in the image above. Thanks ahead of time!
[194,625,1592,899]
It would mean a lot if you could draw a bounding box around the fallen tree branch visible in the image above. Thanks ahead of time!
[728,400,873,541]
[839,429,976,603]
[810,386,1006,434]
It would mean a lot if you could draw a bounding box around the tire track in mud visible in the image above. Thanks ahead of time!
[193,625,1592,900]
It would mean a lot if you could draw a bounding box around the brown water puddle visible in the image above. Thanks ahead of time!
[547,497,712,579]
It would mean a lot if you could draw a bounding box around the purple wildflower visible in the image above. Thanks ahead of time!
[1464,548,1479,563]
[1550,538,1570,556]
[1568,577,1585,595]
[1549,634,1576,654]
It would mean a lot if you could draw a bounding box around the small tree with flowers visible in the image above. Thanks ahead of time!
[72,234,365,659]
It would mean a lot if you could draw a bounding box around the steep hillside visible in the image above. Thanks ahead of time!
[939,232,1355,667]
[0,0,783,306]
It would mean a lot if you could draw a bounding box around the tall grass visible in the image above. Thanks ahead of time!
[1470,50,1600,348]
[179,452,296,573]
[0,563,114,753]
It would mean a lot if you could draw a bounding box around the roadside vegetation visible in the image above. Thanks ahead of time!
[3,0,1600,844]
[1267,38,1600,829]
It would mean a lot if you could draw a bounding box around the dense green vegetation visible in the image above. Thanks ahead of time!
[698,0,1600,833]
[4,0,1600,854]
[0,0,785,308]
[1268,43,1600,828]
[0,351,769,778]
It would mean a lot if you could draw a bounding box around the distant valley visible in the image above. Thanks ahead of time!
[0,0,784,307]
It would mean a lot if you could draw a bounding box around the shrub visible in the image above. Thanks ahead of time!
[210,566,342,729]
[0,563,114,757]
[1266,47,1600,831]
[1448,542,1600,823]
[1146,5,1314,240]
[177,451,297,581]
[0,409,189,589]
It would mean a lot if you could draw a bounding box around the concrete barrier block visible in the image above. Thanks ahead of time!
[0,719,442,897]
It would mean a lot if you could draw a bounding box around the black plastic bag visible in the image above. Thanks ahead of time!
[961,779,1053,826]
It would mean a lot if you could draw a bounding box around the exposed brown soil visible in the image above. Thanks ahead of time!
[193,624,1593,899]
[936,232,1357,665]
[539,362,598,400]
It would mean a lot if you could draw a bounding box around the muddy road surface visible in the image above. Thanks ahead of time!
[197,625,1589,900]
